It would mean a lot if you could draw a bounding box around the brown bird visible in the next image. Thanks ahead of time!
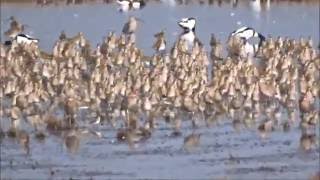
[4,16,25,39]
[152,30,166,53]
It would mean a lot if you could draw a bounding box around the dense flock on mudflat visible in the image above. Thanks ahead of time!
[0,15,319,154]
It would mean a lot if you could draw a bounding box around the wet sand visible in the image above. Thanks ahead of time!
[1,121,319,179]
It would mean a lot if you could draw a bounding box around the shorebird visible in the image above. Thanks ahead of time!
[4,33,39,46]
[4,16,26,39]
[122,16,139,35]
[117,0,146,12]
[152,30,166,53]
[15,34,39,45]
[230,26,265,42]
[178,17,196,45]
[59,30,67,40]
[230,26,265,55]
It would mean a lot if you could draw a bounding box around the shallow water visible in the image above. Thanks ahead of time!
[1,120,319,179]
[0,0,319,54]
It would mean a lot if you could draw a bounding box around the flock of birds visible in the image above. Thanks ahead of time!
[33,0,320,11]
[0,14,319,154]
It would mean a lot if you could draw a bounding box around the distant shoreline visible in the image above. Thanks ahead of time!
[1,0,319,5]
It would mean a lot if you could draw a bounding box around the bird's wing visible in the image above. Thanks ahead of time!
[122,22,129,34]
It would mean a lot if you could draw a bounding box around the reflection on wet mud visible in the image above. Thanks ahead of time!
[64,130,80,153]
[183,133,201,152]
[300,133,318,151]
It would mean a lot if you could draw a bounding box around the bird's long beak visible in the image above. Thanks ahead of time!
[178,21,186,29]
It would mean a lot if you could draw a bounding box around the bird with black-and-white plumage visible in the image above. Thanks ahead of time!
[178,17,196,44]
[4,33,39,46]
[230,26,265,42]
[117,0,145,12]
[230,26,266,55]
[15,34,39,45]
[122,16,139,35]
[131,0,145,9]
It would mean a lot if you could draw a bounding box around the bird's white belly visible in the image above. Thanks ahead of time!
[117,0,130,12]
[16,36,37,45]
[132,2,141,9]
[159,41,166,51]
[242,42,258,56]
[180,32,195,44]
